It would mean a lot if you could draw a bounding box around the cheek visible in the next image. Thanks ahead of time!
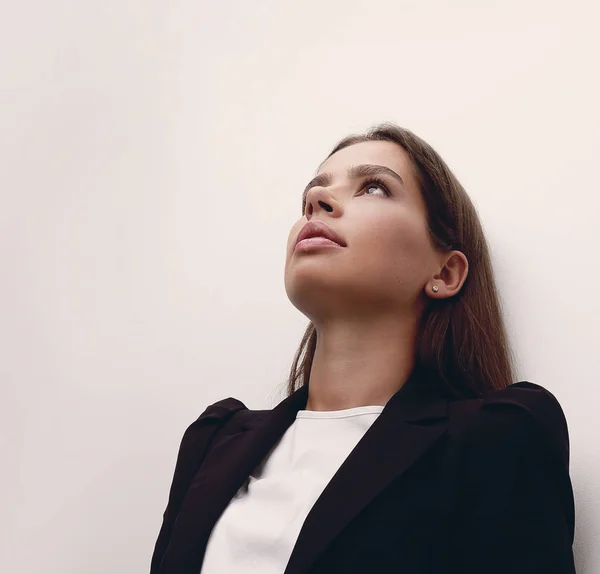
[394,227,431,264]
[287,223,303,250]
[361,216,429,262]
[352,223,433,292]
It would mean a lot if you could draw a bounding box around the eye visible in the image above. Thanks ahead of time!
[362,178,390,198]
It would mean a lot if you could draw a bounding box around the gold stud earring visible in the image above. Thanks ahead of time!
[432,285,439,293]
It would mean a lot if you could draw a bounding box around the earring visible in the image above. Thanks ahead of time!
[432,285,439,293]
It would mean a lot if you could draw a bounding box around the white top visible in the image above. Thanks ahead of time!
[200,404,385,574]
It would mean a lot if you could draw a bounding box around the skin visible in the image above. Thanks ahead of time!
[284,140,469,411]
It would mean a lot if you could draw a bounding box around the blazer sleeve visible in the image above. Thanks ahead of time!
[149,397,247,574]
[456,381,576,574]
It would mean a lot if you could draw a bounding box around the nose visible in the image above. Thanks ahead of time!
[303,186,334,216]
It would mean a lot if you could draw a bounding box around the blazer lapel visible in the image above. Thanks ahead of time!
[157,384,311,573]
[158,370,449,574]
[283,372,449,574]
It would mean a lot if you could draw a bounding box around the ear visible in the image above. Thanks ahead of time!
[430,250,469,299]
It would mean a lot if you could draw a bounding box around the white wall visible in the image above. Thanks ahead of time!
[1,1,598,572]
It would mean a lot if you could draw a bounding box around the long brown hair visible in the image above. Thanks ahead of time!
[282,122,517,400]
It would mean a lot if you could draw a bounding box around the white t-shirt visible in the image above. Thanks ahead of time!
[200,404,385,574]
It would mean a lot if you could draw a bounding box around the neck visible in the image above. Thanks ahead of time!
[304,315,418,411]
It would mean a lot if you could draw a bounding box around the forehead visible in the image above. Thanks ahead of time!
[319,140,414,184]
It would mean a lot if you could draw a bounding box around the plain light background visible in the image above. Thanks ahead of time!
[1,1,598,572]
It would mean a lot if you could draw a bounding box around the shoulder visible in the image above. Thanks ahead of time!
[452,383,575,543]
[168,396,249,472]
[183,396,249,436]
[451,381,570,468]
[194,396,249,422]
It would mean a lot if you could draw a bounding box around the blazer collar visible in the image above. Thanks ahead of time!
[244,365,448,430]
[160,368,449,574]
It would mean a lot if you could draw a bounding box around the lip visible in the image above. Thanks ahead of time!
[295,236,345,252]
[295,220,346,249]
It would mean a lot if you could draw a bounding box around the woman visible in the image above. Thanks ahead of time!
[150,123,576,574]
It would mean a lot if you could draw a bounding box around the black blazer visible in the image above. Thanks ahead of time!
[150,372,576,574]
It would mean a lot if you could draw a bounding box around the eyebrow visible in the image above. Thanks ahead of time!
[301,164,405,204]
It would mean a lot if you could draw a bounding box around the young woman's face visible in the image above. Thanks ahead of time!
[284,140,446,323]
